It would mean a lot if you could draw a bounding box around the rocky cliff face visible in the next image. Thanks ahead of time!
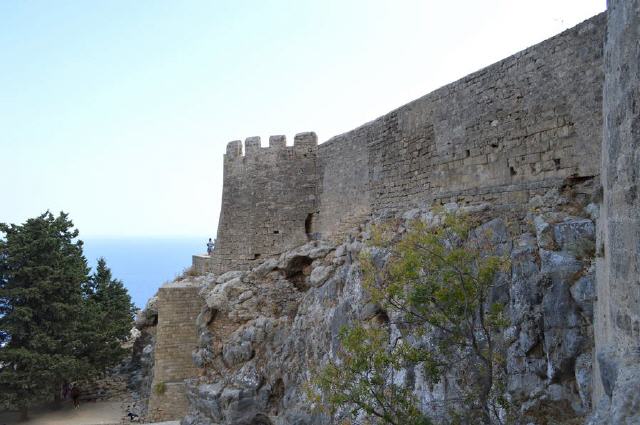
[180,187,598,425]
[129,296,158,419]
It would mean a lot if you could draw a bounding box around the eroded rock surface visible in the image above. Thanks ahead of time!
[182,205,597,425]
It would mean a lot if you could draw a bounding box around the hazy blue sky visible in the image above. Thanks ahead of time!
[1,0,605,237]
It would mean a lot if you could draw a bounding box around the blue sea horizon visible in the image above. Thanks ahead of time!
[82,237,206,309]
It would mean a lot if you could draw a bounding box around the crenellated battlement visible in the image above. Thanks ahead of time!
[224,132,318,160]
[225,140,242,157]
[210,130,320,273]
[293,132,318,148]
[244,136,261,155]
[269,135,286,148]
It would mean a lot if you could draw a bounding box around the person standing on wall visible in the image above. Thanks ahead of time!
[206,238,215,256]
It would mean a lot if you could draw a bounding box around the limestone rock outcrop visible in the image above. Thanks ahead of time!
[182,199,597,425]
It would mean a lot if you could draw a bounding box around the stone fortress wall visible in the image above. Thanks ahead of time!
[177,9,640,421]
[203,13,606,274]
[150,4,640,424]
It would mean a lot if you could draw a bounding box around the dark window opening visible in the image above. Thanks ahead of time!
[305,212,319,240]
[509,166,517,176]
[253,253,261,260]
[273,230,279,234]
[465,149,470,158]
[305,214,312,234]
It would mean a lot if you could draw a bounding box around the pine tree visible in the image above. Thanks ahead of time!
[0,212,135,419]
[81,257,135,369]
[0,212,91,419]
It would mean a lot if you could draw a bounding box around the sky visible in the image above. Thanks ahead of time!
[1,0,606,238]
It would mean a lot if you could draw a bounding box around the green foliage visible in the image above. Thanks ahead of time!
[81,257,136,369]
[0,212,134,416]
[175,265,201,281]
[310,325,432,425]
[153,381,166,395]
[312,214,511,425]
[0,212,89,414]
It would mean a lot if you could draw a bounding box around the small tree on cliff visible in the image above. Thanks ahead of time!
[311,215,510,425]
[0,212,134,419]
[310,325,433,425]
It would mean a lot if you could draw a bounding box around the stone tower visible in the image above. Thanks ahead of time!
[205,132,319,273]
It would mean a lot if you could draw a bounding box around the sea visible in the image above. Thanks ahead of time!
[82,237,205,309]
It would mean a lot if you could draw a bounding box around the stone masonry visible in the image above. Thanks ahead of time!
[204,14,606,275]
[148,282,203,422]
[205,133,319,274]
[591,0,640,421]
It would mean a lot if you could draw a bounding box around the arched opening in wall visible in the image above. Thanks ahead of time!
[305,212,319,240]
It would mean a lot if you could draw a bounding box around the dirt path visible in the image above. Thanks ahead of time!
[0,400,128,425]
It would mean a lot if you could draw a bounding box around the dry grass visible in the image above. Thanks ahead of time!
[173,266,202,281]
